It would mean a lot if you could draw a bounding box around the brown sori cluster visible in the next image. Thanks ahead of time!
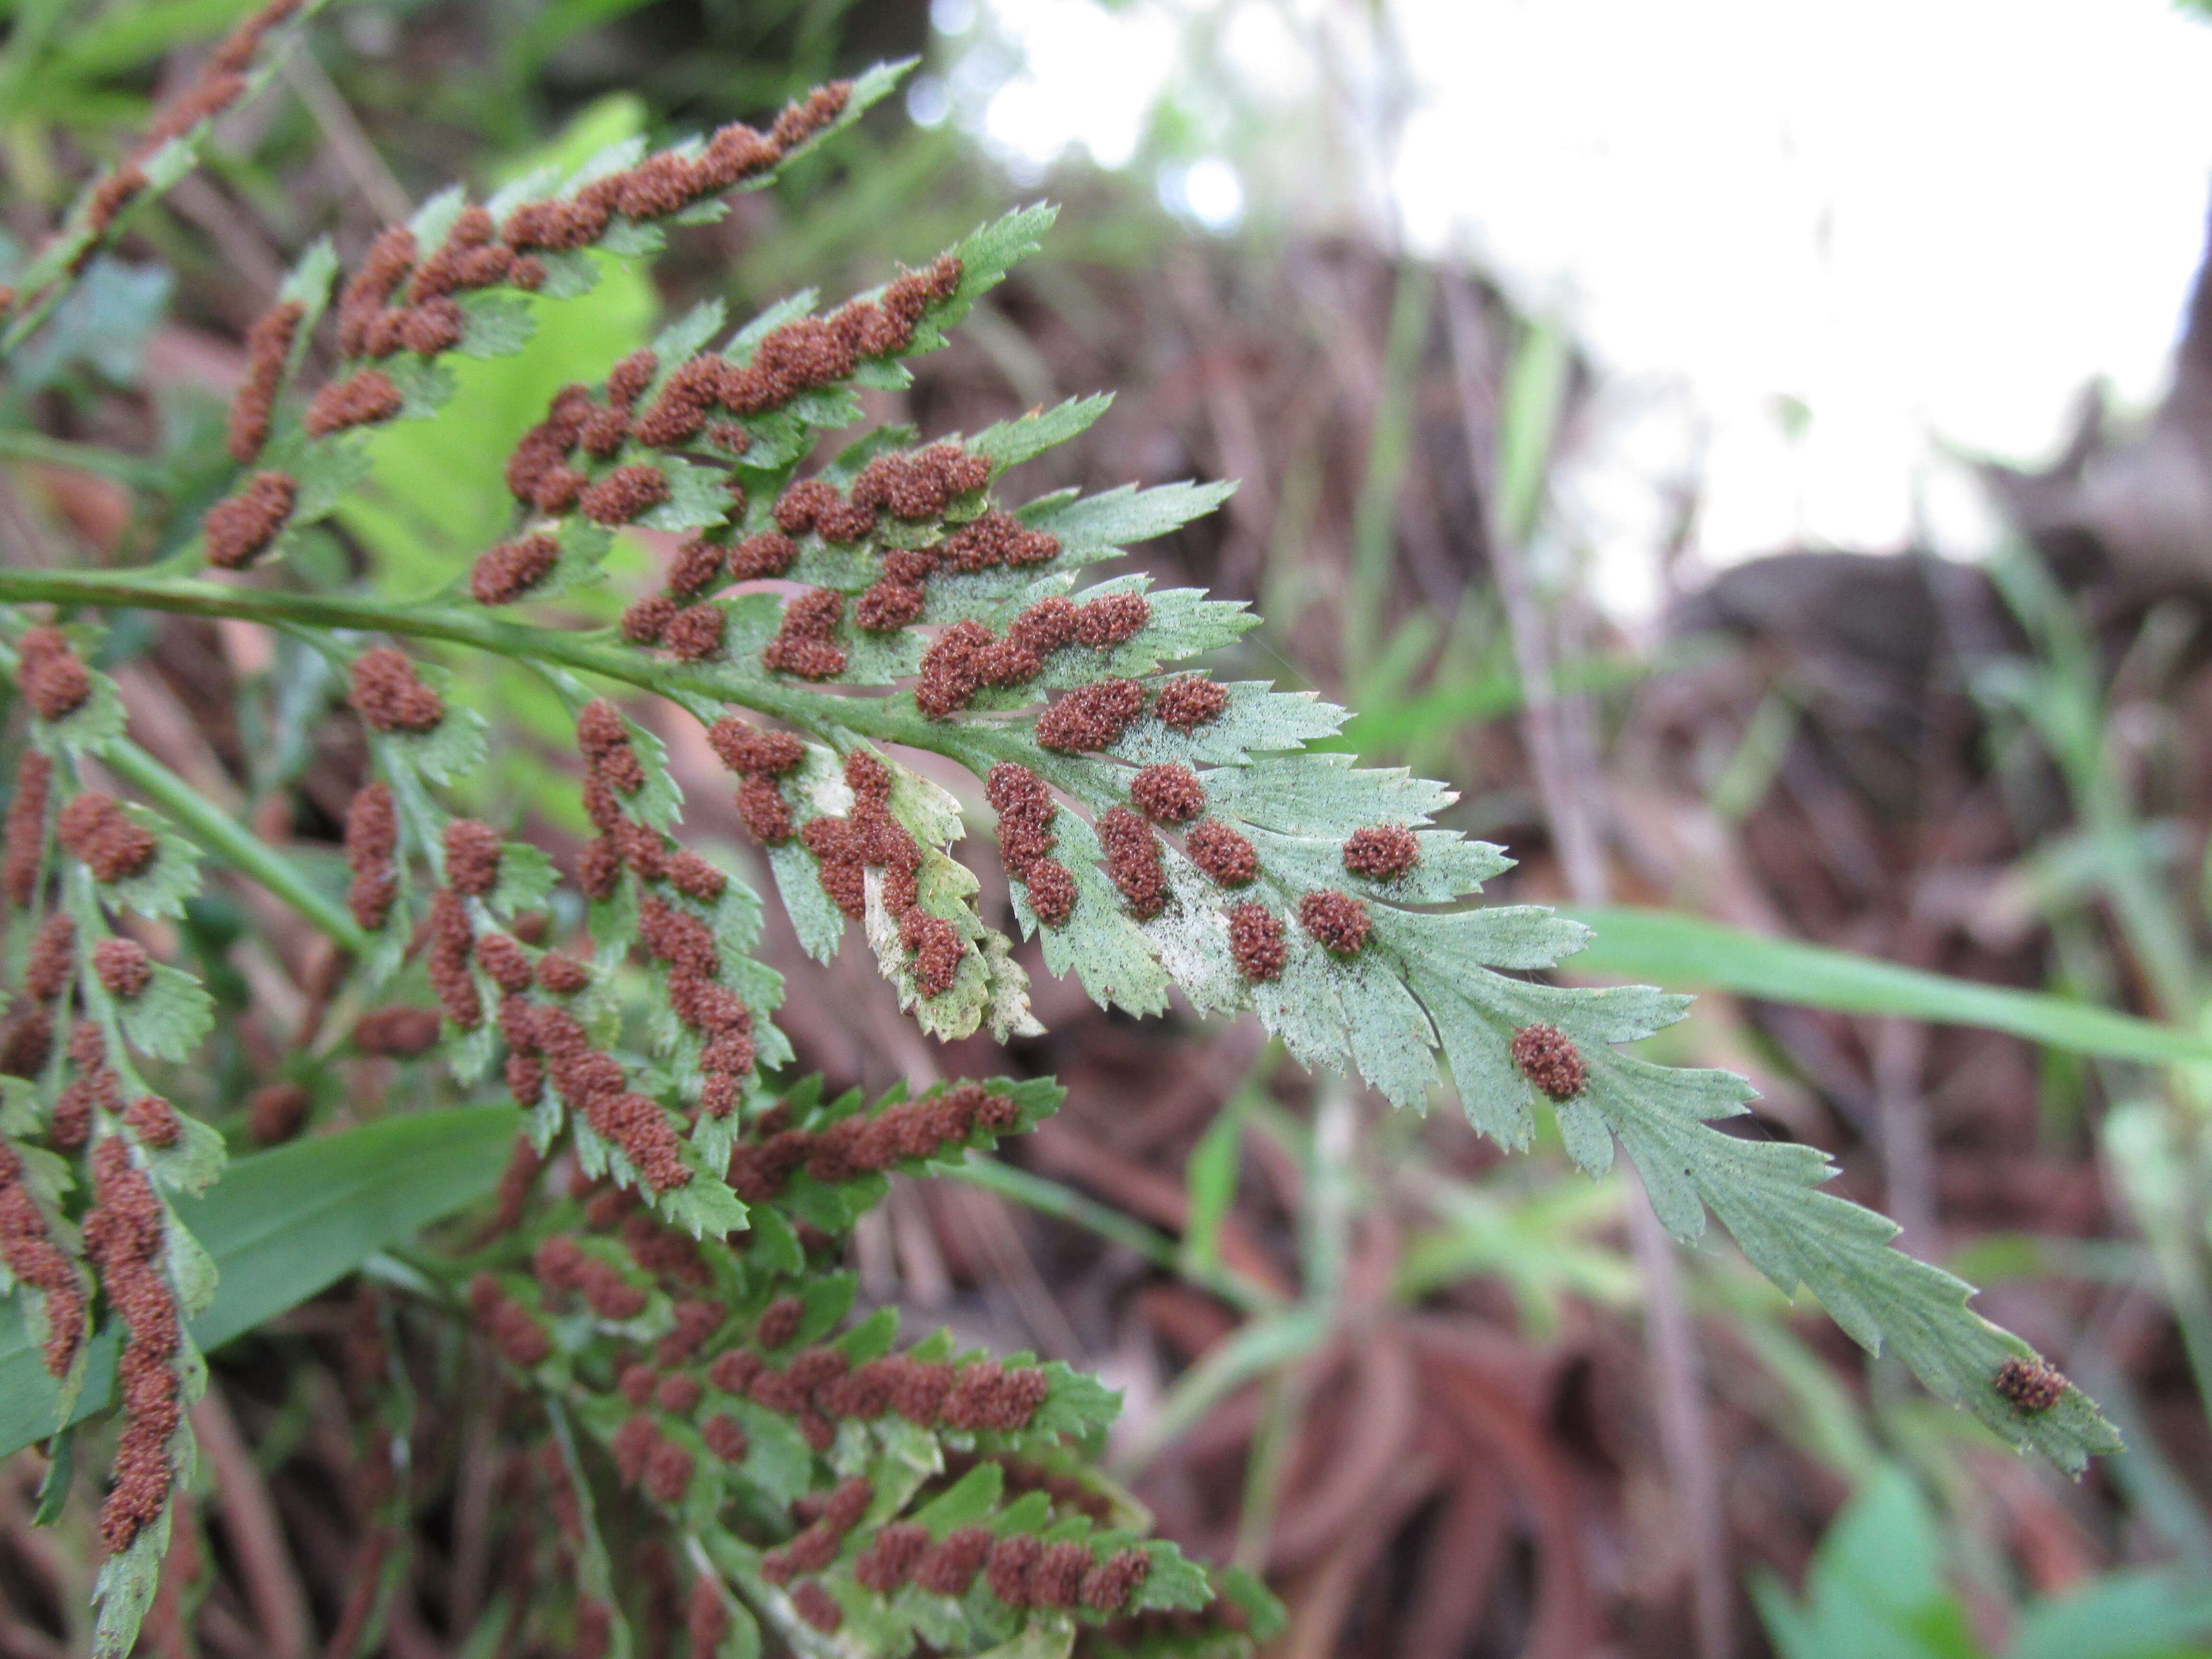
[726,529,797,581]
[606,349,659,410]
[4,925,67,1079]
[577,462,671,526]
[1343,823,1421,880]
[351,1006,442,1058]
[336,227,421,358]
[0,1004,53,1082]
[789,1581,842,1633]
[775,442,992,553]
[660,602,725,662]
[467,1272,552,1369]
[1993,1355,2068,1413]
[1298,889,1370,958]
[858,1525,1145,1613]
[608,1410,697,1505]
[1034,678,1149,753]
[483,1133,544,1239]
[761,587,847,681]
[1129,762,1205,824]
[686,1578,731,1655]
[1184,818,1258,888]
[503,85,848,256]
[708,716,804,846]
[624,592,672,646]
[0,1143,85,1378]
[724,1082,1020,1202]
[649,256,965,448]
[475,931,534,994]
[506,257,958,509]
[575,702,648,899]
[853,549,935,631]
[443,818,504,897]
[759,1478,877,1627]
[980,1538,1149,1611]
[60,0,303,252]
[91,938,151,999]
[245,1081,309,1146]
[854,512,1062,640]
[751,1294,801,1348]
[794,752,964,995]
[469,532,560,606]
[1154,674,1230,732]
[1096,806,1167,920]
[57,793,156,883]
[50,1020,117,1152]
[338,207,517,363]
[533,1234,649,1322]
[16,626,91,721]
[27,913,74,1001]
[573,709,755,1121]
[427,889,481,1028]
[349,647,445,733]
[774,478,866,543]
[505,384,595,514]
[302,368,403,438]
[516,1002,693,1193]
[1509,1023,1587,1101]
[4,752,52,907]
[985,764,1075,926]
[914,594,1148,720]
[914,1528,994,1596]
[225,299,304,463]
[666,536,728,599]
[342,782,399,930]
[201,469,297,569]
[81,167,147,251]
[81,1139,183,1553]
[940,510,1061,573]
[853,1523,930,1595]
[716,1344,1051,1471]
[536,950,591,996]
[120,1094,179,1148]
[855,442,992,519]
[1226,902,1287,983]
[637,895,757,1106]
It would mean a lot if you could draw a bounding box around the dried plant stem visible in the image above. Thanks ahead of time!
[1443,276,1734,1659]
[280,51,412,226]
[191,1388,314,1659]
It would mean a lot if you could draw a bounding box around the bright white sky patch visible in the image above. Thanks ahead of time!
[956,0,2212,616]
[973,0,1182,173]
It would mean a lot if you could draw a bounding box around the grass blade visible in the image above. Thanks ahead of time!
[1564,906,2211,1065]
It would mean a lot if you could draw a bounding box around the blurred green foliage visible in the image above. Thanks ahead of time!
[1754,1465,2212,1659]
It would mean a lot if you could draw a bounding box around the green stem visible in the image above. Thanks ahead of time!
[0,564,908,740]
[0,562,1268,892]
[1106,1305,1330,1477]
[946,1151,1280,1316]
[0,430,166,488]
[0,564,1129,828]
[100,738,367,952]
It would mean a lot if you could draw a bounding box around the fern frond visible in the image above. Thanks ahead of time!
[0,40,2124,1659]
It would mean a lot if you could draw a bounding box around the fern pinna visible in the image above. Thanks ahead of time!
[0,7,2116,1655]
